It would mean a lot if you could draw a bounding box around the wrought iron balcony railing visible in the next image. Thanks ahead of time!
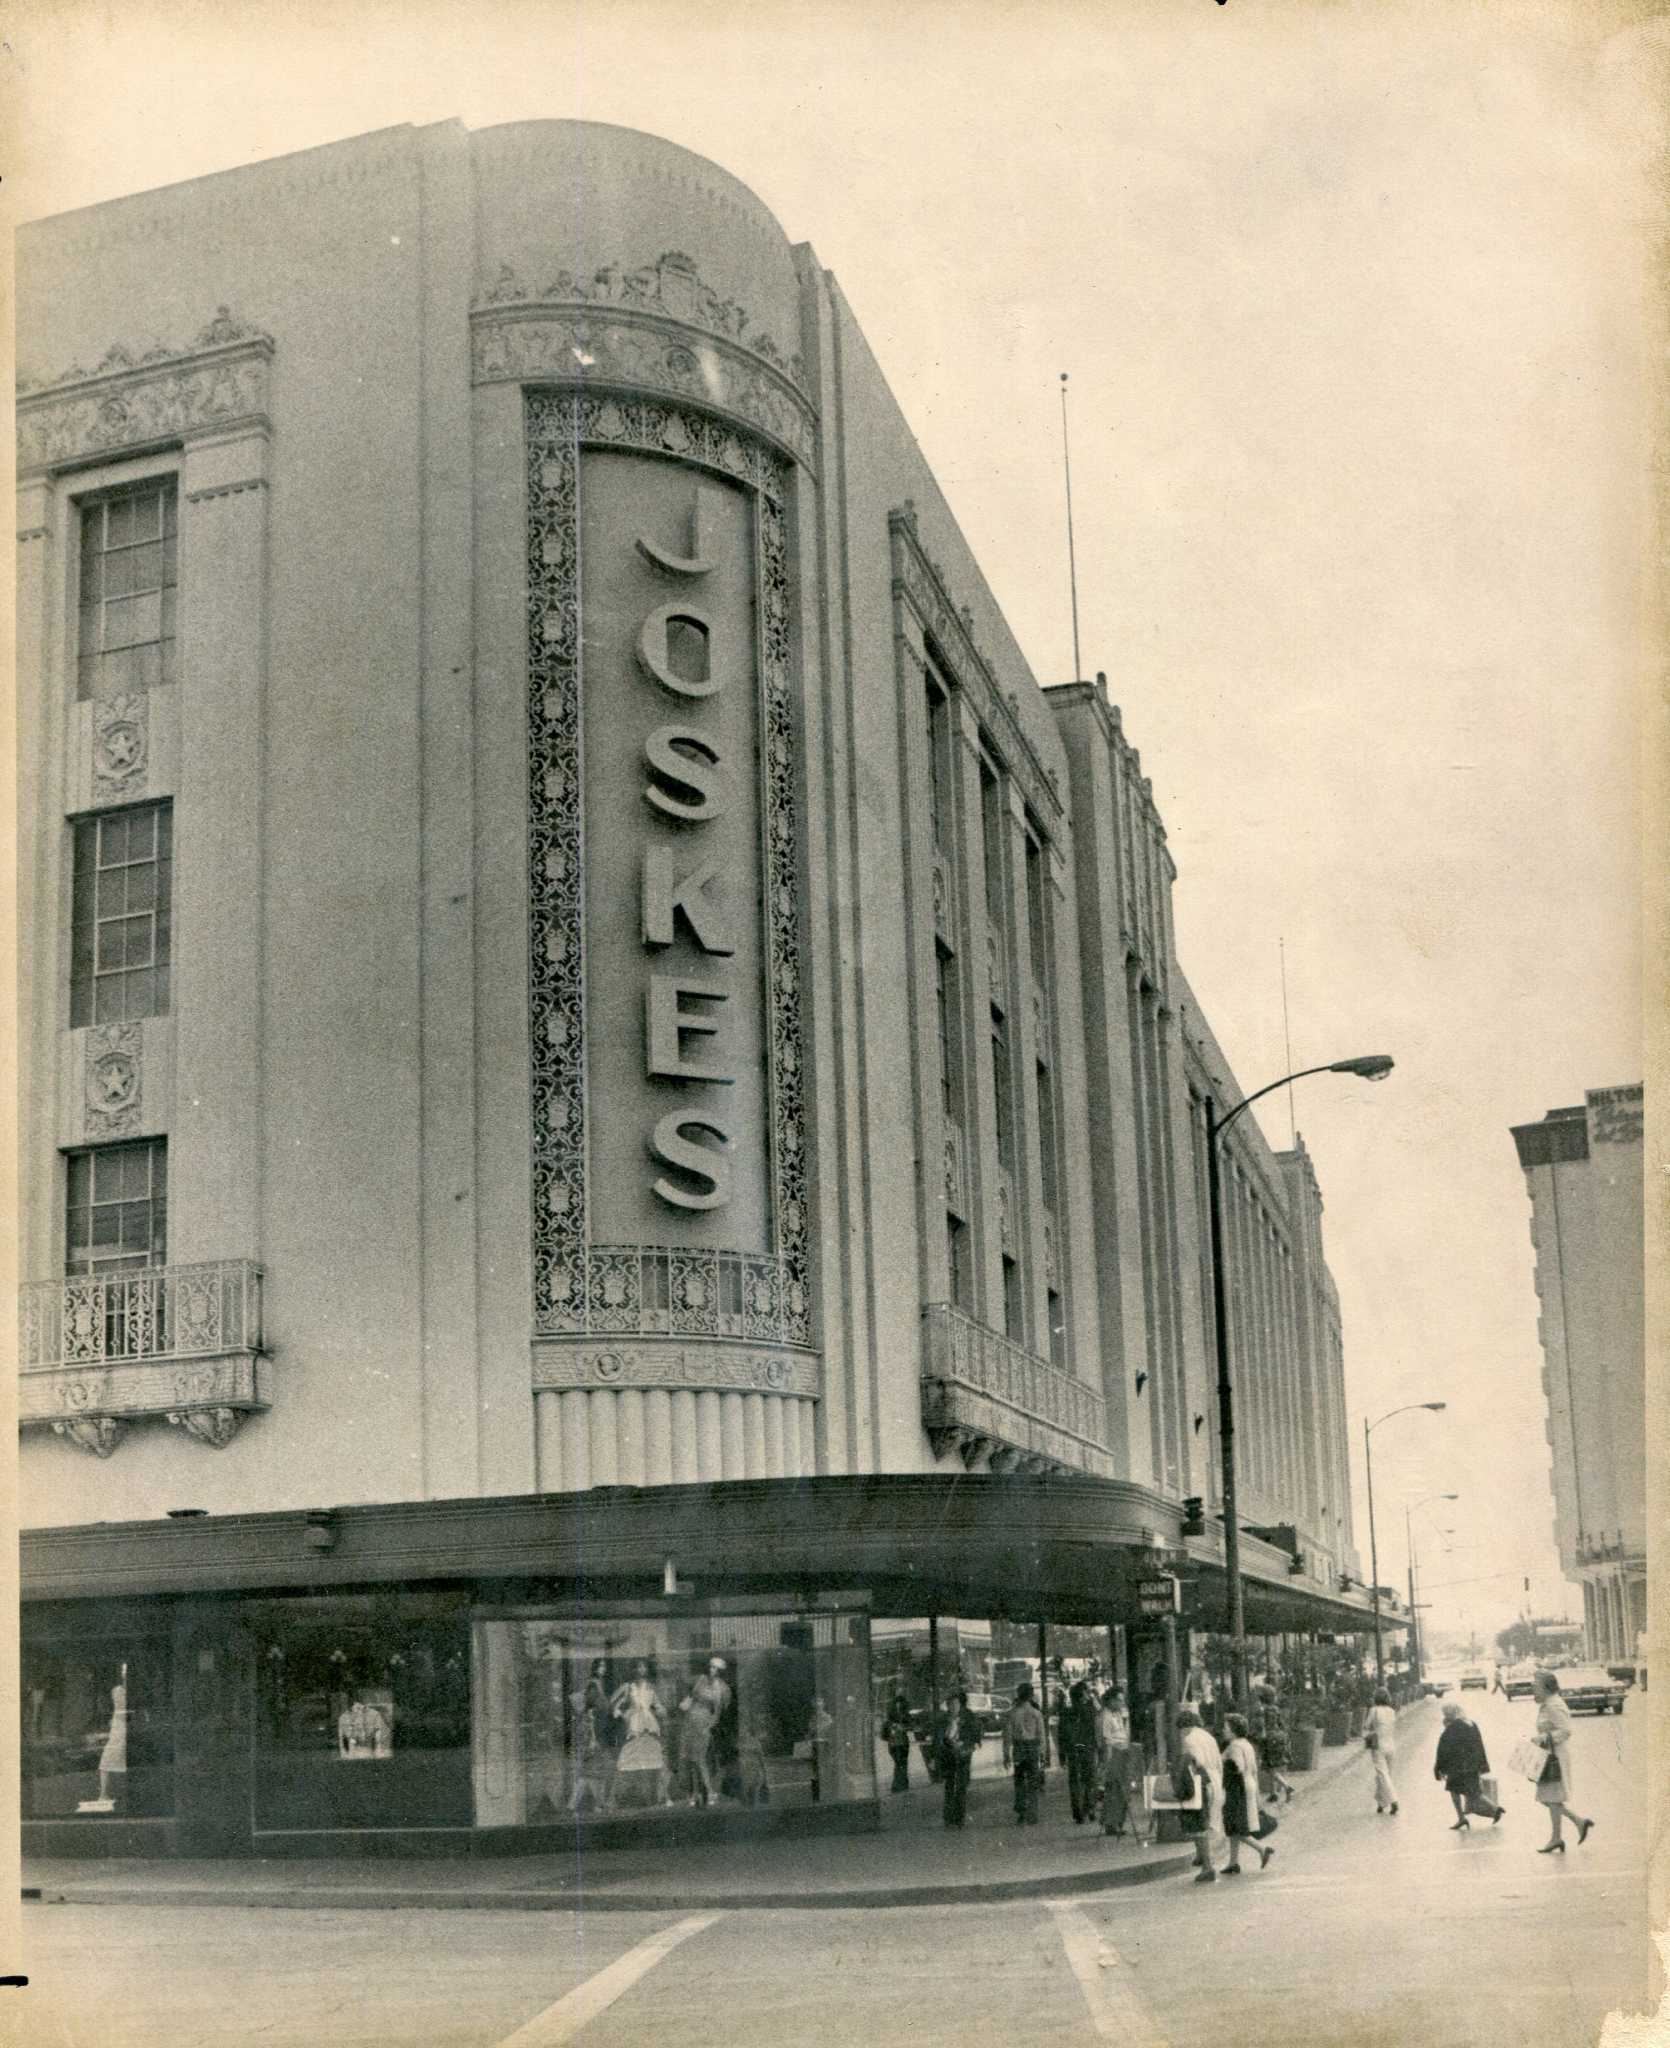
[920,1300,1113,1479]
[19,1259,265,1455]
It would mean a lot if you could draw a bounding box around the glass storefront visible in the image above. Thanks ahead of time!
[252,1594,473,1831]
[22,1630,174,1819]
[473,1605,874,1825]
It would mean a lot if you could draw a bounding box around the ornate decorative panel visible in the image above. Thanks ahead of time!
[920,1301,1111,1478]
[524,391,812,1357]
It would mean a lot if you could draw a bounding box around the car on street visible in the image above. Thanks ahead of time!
[1502,1663,1539,1699]
[1556,1664,1628,1714]
[1460,1666,1489,1691]
[1422,1669,1458,1696]
[964,1691,1009,1736]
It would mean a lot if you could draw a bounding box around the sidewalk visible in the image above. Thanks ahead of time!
[23,1721,1396,1913]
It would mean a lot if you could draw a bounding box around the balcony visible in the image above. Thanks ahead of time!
[19,1260,266,1456]
[920,1300,1113,1479]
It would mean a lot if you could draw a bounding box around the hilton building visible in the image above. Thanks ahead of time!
[17,119,1384,1856]
[1511,1086,1646,1666]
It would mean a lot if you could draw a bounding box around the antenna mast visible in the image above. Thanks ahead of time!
[1059,371,1082,683]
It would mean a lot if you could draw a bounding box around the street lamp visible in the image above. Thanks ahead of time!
[1364,1403,1447,1683]
[1206,1053,1395,1707]
[1404,1492,1459,1689]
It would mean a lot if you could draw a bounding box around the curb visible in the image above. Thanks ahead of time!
[22,1852,1196,1915]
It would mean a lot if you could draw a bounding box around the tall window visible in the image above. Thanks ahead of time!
[71,803,173,1028]
[935,949,960,1121]
[926,668,953,851]
[1037,1060,1061,1220]
[1047,1289,1066,1369]
[77,480,179,698]
[65,1139,167,1276]
[947,1215,973,1314]
[979,758,1006,925]
[1002,1255,1025,1345]
[1024,831,1048,988]
[991,1010,1015,1174]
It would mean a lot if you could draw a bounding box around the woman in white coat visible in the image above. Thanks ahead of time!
[1531,1671,1593,1853]
[1366,1686,1399,1815]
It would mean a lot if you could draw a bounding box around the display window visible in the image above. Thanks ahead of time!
[472,1606,874,1826]
[252,1596,472,1831]
[22,1634,173,1819]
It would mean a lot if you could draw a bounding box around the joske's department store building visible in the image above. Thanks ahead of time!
[17,120,1388,1857]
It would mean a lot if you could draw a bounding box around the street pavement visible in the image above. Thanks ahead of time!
[9,1693,1652,2048]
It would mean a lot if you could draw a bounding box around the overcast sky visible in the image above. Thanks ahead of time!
[6,0,1660,1646]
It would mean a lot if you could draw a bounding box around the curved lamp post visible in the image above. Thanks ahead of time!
[1207,1054,1394,1707]
[1404,1491,1459,1688]
[1364,1402,1447,1682]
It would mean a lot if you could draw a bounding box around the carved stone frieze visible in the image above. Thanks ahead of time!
[889,504,1063,826]
[524,393,812,1357]
[17,307,273,476]
[476,309,816,471]
[92,692,149,802]
[532,1340,821,1400]
[84,1022,143,1139]
[473,251,806,386]
[920,1300,1111,1478]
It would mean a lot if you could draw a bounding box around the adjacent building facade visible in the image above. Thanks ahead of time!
[1511,1086,1646,1665]
[17,118,1380,1856]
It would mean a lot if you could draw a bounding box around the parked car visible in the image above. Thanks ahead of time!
[964,1691,1008,1736]
[1502,1664,1539,1699]
[1422,1670,1458,1697]
[1460,1666,1489,1691]
[1556,1664,1628,1715]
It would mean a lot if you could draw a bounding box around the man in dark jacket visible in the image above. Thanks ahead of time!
[1433,1702,1504,1828]
[937,1687,983,1827]
[1060,1679,1101,1824]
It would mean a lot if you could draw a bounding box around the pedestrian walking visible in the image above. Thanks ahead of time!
[1006,1681,1046,1825]
[1531,1671,1594,1853]
[1174,1705,1225,1884]
[1365,1686,1399,1814]
[1433,1700,1504,1829]
[937,1686,982,1828]
[1221,1713,1275,1873]
[1252,1685,1295,1804]
[1060,1678,1100,1824]
[1097,1685,1135,1837]
[881,1692,913,1794]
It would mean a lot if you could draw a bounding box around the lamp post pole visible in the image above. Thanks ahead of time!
[1206,1054,1394,1710]
[1364,1405,1450,1683]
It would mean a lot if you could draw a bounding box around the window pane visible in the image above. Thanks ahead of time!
[123,968,154,1017]
[151,1196,167,1258]
[120,1201,154,1249]
[151,1145,167,1200]
[67,1154,91,1204]
[162,533,177,584]
[91,1207,121,1248]
[96,921,126,972]
[125,863,155,912]
[126,808,155,858]
[156,807,172,856]
[98,811,128,865]
[79,547,102,601]
[105,593,162,650]
[123,915,152,967]
[123,1145,154,1197]
[104,547,138,600]
[107,495,135,547]
[129,542,163,593]
[132,491,161,542]
[93,1149,125,1200]
[163,490,178,537]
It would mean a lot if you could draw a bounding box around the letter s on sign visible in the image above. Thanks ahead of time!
[650,1112,733,1211]
[644,727,727,823]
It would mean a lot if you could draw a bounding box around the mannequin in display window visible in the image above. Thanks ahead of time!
[337,1694,391,1759]
[611,1660,669,1805]
[678,1657,733,1806]
[571,1659,617,1813]
[96,1670,129,1804]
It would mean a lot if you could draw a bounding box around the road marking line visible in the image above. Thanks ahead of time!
[491,1912,725,2048]
[1046,1898,1172,2048]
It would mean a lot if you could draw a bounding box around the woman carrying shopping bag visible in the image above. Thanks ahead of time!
[1221,1712,1275,1873]
[1530,1670,1594,1853]
[1433,1701,1504,1830]
[1365,1686,1399,1814]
